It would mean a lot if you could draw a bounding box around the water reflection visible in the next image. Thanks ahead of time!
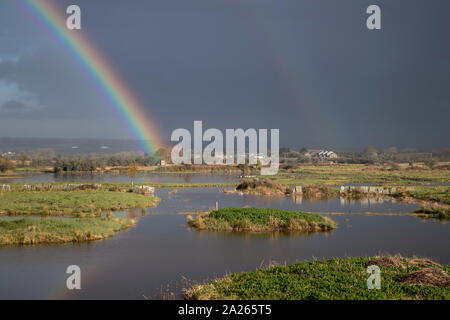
[189,227,335,240]
[145,188,418,214]
[339,196,390,207]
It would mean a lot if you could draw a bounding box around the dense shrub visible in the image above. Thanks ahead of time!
[0,157,15,172]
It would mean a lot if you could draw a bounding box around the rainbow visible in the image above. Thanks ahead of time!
[18,0,164,153]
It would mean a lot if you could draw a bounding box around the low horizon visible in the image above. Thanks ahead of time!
[0,136,447,154]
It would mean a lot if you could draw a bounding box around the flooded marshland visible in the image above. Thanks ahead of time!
[0,173,240,184]
[0,187,448,299]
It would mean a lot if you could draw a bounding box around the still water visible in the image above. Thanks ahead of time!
[0,188,448,299]
[0,173,239,184]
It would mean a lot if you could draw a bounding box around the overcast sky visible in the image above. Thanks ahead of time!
[0,0,449,150]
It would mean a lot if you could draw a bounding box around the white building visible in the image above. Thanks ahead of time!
[304,150,338,159]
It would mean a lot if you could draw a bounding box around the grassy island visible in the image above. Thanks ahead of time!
[0,217,135,245]
[0,183,160,245]
[185,256,450,300]
[391,186,450,219]
[187,208,337,232]
[0,190,159,216]
[230,179,339,198]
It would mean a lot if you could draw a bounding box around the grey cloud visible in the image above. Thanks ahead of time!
[0,0,449,149]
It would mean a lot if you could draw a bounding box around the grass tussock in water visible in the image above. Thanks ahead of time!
[187,208,337,232]
[185,256,450,300]
[233,179,338,199]
[0,190,159,216]
[235,179,292,195]
[389,186,450,219]
[0,217,136,245]
[413,206,450,219]
[391,186,450,205]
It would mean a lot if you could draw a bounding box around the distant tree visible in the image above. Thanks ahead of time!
[17,153,29,167]
[363,145,378,159]
[297,155,311,163]
[299,147,308,154]
[0,156,15,173]
[279,147,291,155]
[53,158,103,173]
[53,159,63,173]
[155,147,170,163]
[127,163,138,188]
[424,158,438,170]
[385,147,398,154]
[364,145,377,154]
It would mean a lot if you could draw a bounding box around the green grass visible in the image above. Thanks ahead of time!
[405,186,450,205]
[185,256,450,300]
[0,190,159,216]
[269,163,450,186]
[14,167,50,173]
[389,186,450,219]
[235,179,292,195]
[0,217,135,245]
[187,208,337,232]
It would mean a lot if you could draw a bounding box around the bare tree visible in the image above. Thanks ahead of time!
[127,163,138,188]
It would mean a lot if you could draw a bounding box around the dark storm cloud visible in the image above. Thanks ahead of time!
[0,0,449,149]
[0,48,112,119]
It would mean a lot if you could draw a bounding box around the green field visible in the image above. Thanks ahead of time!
[186,256,450,300]
[0,217,135,245]
[270,163,450,186]
[404,186,450,205]
[389,186,450,219]
[0,190,160,216]
[187,208,337,232]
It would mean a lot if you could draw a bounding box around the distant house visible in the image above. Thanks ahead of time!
[304,150,338,159]
[1,151,16,158]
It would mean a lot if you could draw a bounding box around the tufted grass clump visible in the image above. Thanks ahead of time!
[0,217,136,245]
[185,256,450,300]
[187,208,337,232]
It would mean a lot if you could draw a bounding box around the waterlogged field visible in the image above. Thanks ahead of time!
[2,163,450,187]
[0,184,160,246]
[0,190,160,216]
[0,217,135,246]
[405,186,450,205]
[0,188,448,299]
[271,163,450,186]
[0,165,449,298]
